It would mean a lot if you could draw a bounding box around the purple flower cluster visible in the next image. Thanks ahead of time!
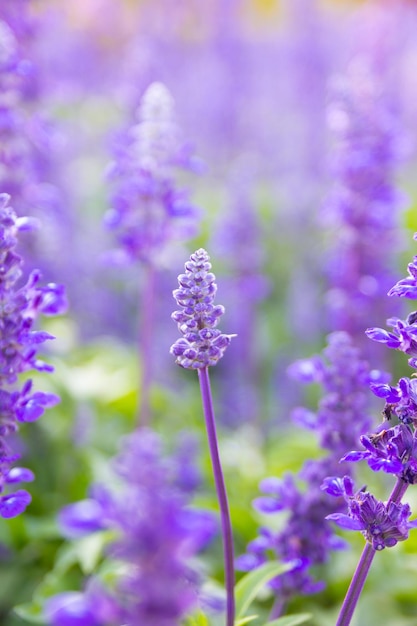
[365,233,417,424]
[324,233,417,552]
[0,193,66,518]
[289,331,388,454]
[170,248,235,369]
[45,428,217,626]
[323,61,403,346]
[236,458,347,600]
[342,424,417,484]
[105,82,201,265]
[323,475,417,551]
[237,332,384,603]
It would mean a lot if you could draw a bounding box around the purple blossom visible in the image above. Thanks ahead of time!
[105,82,201,265]
[369,376,417,424]
[0,193,66,518]
[237,456,347,601]
[388,239,417,298]
[323,475,417,550]
[48,429,217,626]
[170,248,235,369]
[238,331,388,607]
[288,331,388,454]
[322,61,403,345]
[342,424,417,483]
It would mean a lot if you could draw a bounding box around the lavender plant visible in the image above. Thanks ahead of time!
[321,233,417,626]
[105,81,201,425]
[170,248,236,626]
[44,428,216,626]
[0,192,66,518]
[237,331,387,617]
[322,60,404,350]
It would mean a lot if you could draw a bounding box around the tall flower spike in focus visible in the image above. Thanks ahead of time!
[322,232,417,626]
[0,193,67,519]
[171,248,236,626]
[170,248,235,369]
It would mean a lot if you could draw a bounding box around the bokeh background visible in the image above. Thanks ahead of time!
[1,1,417,625]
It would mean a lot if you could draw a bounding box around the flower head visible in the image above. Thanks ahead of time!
[323,475,417,550]
[50,429,217,626]
[105,82,201,265]
[342,424,417,483]
[170,249,235,369]
[0,193,66,518]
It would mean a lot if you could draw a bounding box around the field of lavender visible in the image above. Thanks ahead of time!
[2,1,417,625]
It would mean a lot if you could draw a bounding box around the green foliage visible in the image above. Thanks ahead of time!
[235,562,295,621]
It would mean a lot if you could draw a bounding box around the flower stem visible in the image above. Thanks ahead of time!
[335,541,375,626]
[138,262,156,426]
[198,366,235,626]
[336,477,408,626]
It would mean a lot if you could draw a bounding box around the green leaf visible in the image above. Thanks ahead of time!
[75,531,113,574]
[235,616,259,625]
[183,609,211,625]
[235,561,293,620]
[265,613,312,626]
[13,602,45,624]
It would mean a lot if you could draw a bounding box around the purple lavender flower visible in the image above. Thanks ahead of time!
[324,232,417,626]
[105,82,201,265]
[170,248,235,369]
[0,193,66,518]
[288,331,388,455]
[323,61,404,346]
[171,249,235,626]
[342,424,417,483]
[238,331,388,611]
[49,429,216,626]
[237,457,347,601]
[388,237,417,298]
[366,234,417,420]
[323,475,417,551]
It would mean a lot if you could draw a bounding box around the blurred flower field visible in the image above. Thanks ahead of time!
[1,1,417,625]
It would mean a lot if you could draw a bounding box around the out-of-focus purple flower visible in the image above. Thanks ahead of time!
[210,163,270,426]
[48,429,217,626]
[342,424,417,483]
[105,82,201,265]
[324,475,417,550]
[288,331,389,454]
[0,193,66,518]
[323,61,404,346]
[44,591,101,626]
[170,248,235,369]
[237,456,347,600]
[238,331,388,606]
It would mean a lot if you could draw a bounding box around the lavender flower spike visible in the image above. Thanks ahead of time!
[171,249,235,626]
[170,248,235,369]
[0,193,67,518]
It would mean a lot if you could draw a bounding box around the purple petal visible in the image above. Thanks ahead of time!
[6,467,35,483]
[340,450,369,463]
[253,496,283,514]
[58,500,106,538]
[365,327,401,348]
[44,592,99,626]
[0,490,32,518]
[325,513,364,531]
